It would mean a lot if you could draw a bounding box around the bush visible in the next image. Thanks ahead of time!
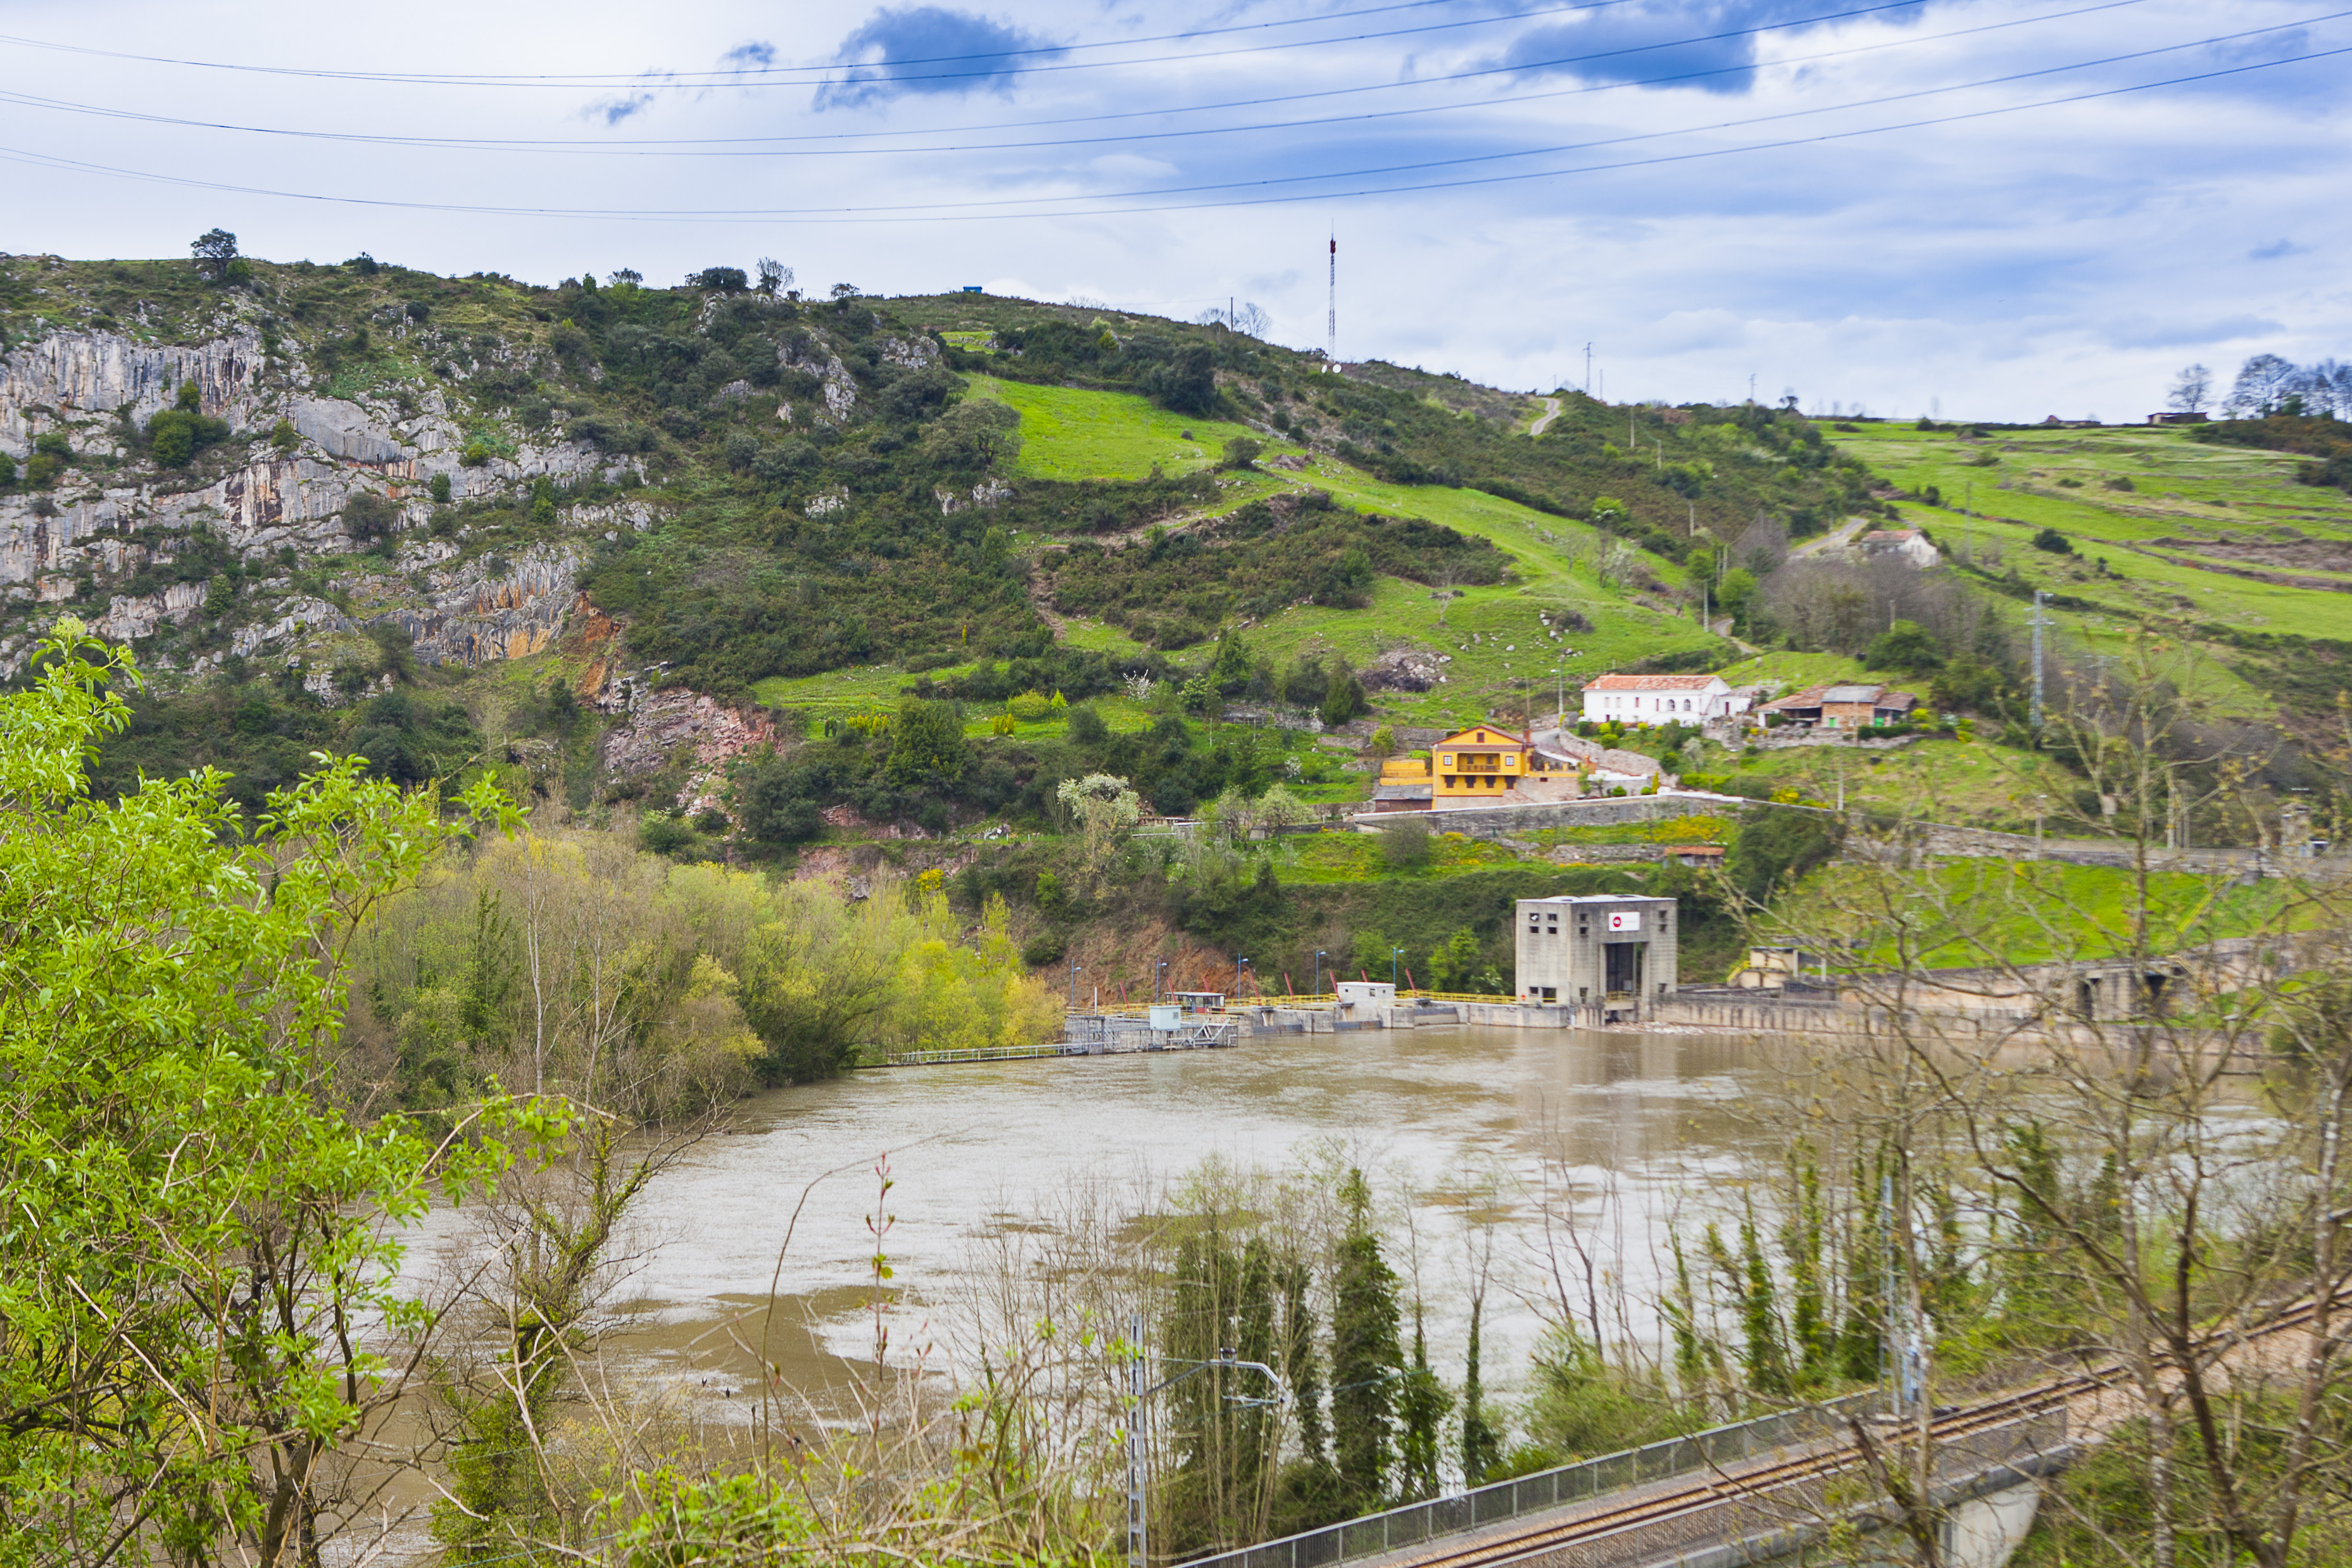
[1865,618,1944,675]
[344,491,399,543]
[1221,436,1262,470]
[429,473,451,504]
[0,452,14,486]
[1007,690,1052,722]
[268,418,299,455]
[2031,527,2072,555]
[638,814,697,856]
[692,267,749,292]
[25,453,63,489]
[34,431,71,459]
[460,441,493,467]
[1067,705,1110,744]
[1380,815,1432,871]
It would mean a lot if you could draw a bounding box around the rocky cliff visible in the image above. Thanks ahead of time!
[0,319,642,684]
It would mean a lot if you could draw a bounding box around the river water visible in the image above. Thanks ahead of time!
[406,1023,1778,1425]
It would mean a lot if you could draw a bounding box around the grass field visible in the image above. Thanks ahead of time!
[981,380,1728,729]
[1782,856,2290,967]
[971,377,1305,482]
[1714,736,2085,831]
[1833,423,2352,649]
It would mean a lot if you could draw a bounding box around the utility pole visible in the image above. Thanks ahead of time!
[1127,1315,1148,1568]
[2028,590,2049,734]
[1749,372,1756,405]
[1326,234,1336,365]
[1585,342,1593,396]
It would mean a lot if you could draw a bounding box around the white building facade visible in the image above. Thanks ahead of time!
[1580,673,1749,724]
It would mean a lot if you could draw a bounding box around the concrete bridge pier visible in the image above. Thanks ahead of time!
[1946,1481,2042,1568]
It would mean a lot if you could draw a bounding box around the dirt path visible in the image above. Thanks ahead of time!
[1529,396,1563,436]
[1790,514,1869,558]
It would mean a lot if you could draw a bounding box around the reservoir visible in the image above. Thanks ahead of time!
[407,1022,1775,1418]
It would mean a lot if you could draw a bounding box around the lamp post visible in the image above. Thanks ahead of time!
[1069,961,1083,1010]
[1314,950,1326,998]
[1156,960,1167,1003]
[1236,958,1253,999]
[1391,946,1404,988]
[1124,1314,1288,1568]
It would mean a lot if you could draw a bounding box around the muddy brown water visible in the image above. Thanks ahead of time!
[400,1024,1777,1428]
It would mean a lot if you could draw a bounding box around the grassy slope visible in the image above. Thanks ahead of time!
[971,382,1725,729]
[1834,422,2352,716]
[1781,856,2292,968]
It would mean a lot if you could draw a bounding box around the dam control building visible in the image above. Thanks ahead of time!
[1514,894,1679,1014]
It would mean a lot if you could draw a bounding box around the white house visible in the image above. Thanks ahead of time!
[1580,673,1751,724]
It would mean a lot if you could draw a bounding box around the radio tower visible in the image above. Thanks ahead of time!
[1326,234,1336,365]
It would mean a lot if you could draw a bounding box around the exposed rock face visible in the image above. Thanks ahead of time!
[0,329,270,454]
[597,686,778,815]
[0,326,653,679]
[362,543,590,666]
[1361,646,1444,691]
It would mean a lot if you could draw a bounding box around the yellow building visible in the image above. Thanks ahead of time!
[1373,755,1433,812]
[1433,725,1536,803]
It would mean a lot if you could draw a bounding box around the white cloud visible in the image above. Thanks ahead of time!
[0,0,2343,418]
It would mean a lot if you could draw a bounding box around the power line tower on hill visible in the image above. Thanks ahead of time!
[1327,233,1336,365]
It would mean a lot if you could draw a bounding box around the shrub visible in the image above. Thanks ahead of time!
[0,452,14,486]
[1067,705,1110,745]
[1380,814,1432,871]
[345,253,380,275]
[638,814,697,856]
[344,491,399,543]
[429,473,451,504]
[1221,436,1262,470]
[2103,475,2135,491]
[268,418,299,455]
[1007,690,1052,722]
[460,441,493,468]
[2031,527,2072,555]
[25,453,63,488]
[34,431,72,460]
[692,267,750,292]
[1864,618,1944,674]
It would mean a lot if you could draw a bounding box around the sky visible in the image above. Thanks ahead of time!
[0,0,2345,420]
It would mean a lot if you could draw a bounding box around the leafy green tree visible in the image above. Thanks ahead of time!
[1328,1170,1402,1510]
[1222,436,1262,470]
[1319,665,1368,726]
[1426,925,1483,990]
[1395,1310,1453,1502]
[1724,804,1846,907]
[0,624,524,1567]
[884,697,968,789]
[1865,618,1944,675]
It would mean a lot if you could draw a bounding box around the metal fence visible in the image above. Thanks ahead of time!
[1179,1394,1880,1568]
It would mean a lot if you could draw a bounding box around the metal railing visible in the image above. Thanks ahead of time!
[1179,1393,1879,1568]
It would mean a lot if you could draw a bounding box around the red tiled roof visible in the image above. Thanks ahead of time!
[1582,674,1723,691]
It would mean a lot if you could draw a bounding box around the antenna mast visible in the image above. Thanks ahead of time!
[1326,234,1336,364]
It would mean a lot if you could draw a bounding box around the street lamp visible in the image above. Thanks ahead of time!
[1391,946,1404,989]
[1314,950,1326,998]
[1069,960,1083,1010]
[1124,1315,1289,1568]
[1155,960,1168,1002]
[1236,958,1253,999]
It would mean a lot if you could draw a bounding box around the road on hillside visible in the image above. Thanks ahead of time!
[1529,397,1562,436]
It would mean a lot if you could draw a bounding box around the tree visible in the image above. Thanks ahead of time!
[1328,1170,1402,1511]
[1865,618,1944,675]
[2225,353,2297,418]
[1222,436,1262,470]
[190,227,239,280]
[1319,665,1368,726]
[691,265,749,292]
[883,697,967,789]
[346,488,400,543]
[2167,361,2213,414]
[0,623,522,1567]
[1148,344,1217,417]
[1055,772,1143,891]
[755,256,792,295]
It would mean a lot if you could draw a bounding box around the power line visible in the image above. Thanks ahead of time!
[0,0,1694,91]
[0,33,2334,226]
[0,0,2144,160]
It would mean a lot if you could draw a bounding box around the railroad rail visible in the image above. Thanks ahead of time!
[1198,1291,2341,1568]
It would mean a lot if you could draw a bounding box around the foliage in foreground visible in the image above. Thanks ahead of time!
[0,625,532,1567]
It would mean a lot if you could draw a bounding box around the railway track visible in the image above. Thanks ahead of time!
[1392,1293,2338,1568]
